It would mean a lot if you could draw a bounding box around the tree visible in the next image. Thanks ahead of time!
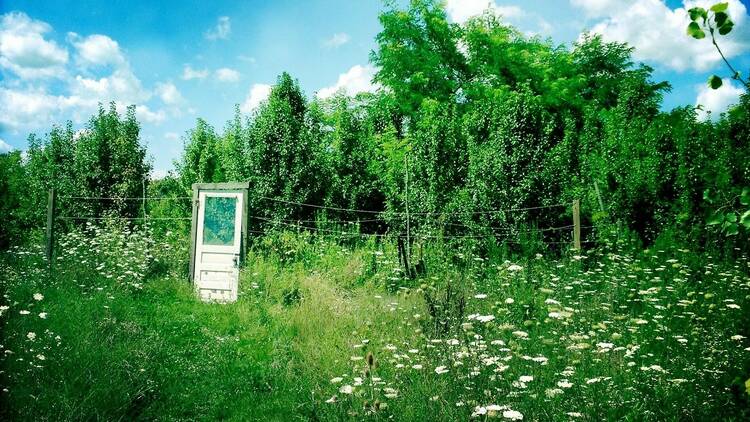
[175,118,224,191]
[246,72,326,224]
[371,0,469,120]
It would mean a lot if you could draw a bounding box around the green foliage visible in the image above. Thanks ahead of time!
[709,74,723,89]
[686,3,742,90]
[0,151,28,248]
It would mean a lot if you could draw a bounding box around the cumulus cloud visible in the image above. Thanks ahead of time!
[0,12,68,79]
[204,16,231,41]
[134,104,166,124]
[0,138,13,152]
[0,13,173,137]
[68,33,125,67]
[572,0,750,72]
[445,0,524,24]
[215,67,240,82]
[155,82,185,105]
[316,65,378,99]
[695,80,744,120]
[240,83,272,113]
[323,32,350,48]
[182,64,209,80]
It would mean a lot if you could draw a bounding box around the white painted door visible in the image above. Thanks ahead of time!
[194,191,243,302]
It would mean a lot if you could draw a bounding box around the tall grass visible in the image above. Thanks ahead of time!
[1,226,749,420]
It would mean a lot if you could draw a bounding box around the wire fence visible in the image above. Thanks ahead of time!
[46,189,595,262]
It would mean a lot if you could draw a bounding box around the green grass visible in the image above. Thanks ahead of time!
[1,227,750,421]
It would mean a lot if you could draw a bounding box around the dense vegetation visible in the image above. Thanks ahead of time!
[1,0,749,250]
[1,0,749,420]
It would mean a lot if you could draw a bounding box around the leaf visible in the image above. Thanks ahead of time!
[714,11,728,27]
[687,22,706,39]
[725,222,739,236]
[709,75,723,89]
[726,212,737,223]
[703,188,716,203]
[741,187,750,206]
[719,20,734,35]
[710,2,728,13]
[741,210,750,228]
[688,7,707,21]
[707,211,724,225]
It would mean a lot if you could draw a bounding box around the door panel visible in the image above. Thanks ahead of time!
[194,191,242,302]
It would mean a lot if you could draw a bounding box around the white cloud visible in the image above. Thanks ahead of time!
[155,82,184,105]
[0,138,13,152]
[164,132,179,141]
[0,12,68,79]
[215,67,240,82]
[240,83,272,113]
[0,87,69,131]
[204,16,231,41]
[182,64,209,80]
[445,0,524,24]
[134,104,166,124]
[572,0,750,72]
[68,33,125,67]
[71,66,151,106]
[323,32,350,48]
[695,80,744,120]
[0,13,172,136]
[316,64,378,99]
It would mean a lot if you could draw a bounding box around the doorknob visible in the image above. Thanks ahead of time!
[233,254,240,268]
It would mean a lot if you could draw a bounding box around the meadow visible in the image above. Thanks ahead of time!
[1,224,749,421]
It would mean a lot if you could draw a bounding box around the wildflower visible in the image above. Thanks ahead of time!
[36,354,45,361]
[19,310,30,315]
[325,396,337,403]
[33,293,43,301]
[330,377,343,384]
[503,409,524,420]
[38,312,47,319]
[474,294,488,299]
[476,315,495,323]
[383,387,398,398]
[546,388,563,398]
[26,332,36,341]
[505,298,514,304]
[472,406,488,417]
[512,331,528,338]
[507,264,523,272]
[412,364,423,370]
[519,375,533,383]
[339,385,354,394]
[731,335,746,341]
[557,380,573,388]
[435,366,449,374]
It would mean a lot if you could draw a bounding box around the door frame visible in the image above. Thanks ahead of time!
[189,182,250,284]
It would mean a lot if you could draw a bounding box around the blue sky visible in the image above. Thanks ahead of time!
[1,0,748,176]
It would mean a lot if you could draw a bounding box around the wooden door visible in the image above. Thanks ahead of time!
[194,191,243,302]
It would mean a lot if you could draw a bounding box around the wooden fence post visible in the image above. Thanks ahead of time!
[45,188,56,263]
[572,199,581,250]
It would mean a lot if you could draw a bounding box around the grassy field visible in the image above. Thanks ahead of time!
[1,226,750,421]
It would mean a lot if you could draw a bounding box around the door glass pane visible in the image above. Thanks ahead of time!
[202,196,237,246]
